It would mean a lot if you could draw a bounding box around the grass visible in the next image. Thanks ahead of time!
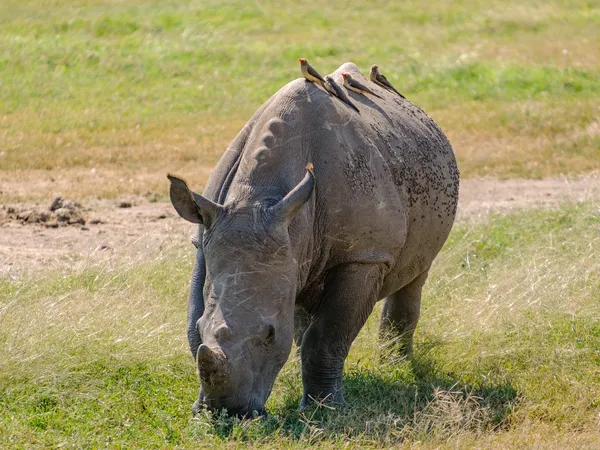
[1,202,599,448]
[1,0,599,202]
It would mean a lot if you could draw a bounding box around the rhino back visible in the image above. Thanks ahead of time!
[205,63,459,296]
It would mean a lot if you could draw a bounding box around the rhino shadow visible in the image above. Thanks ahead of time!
[204,340,518,441]
[345,90,394,124]
[283,343,517,440]
[347,351,517,427]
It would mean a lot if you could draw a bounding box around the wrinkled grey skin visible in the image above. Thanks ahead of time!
[169,63,459,417]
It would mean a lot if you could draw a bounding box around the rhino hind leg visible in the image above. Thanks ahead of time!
[378,269,429,357]
[299,263,385,410]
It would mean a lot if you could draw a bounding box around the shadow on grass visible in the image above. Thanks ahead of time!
[195,342,518,444]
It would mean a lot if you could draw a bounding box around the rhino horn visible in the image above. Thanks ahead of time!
[197,344,230,386]
[271,164,315,222]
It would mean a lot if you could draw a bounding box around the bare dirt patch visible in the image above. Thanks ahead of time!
[0,198,191,279]
[1,174,599,278]
[458,173,600,219]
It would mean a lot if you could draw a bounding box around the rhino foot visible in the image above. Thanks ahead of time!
[298,391,349,411]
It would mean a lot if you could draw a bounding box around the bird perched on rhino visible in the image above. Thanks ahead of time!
[370,65,405,98]
[341,72,383,99]
[298,58,326,88]
[324,76,360,113]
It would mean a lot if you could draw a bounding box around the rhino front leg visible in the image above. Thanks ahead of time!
[299,263,385,409]
[379,269,429,356]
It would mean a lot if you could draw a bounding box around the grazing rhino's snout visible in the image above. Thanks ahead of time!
[193,338,274,417]
[194,313,290,416]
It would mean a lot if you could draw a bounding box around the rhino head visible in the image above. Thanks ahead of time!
[168,166,314,416]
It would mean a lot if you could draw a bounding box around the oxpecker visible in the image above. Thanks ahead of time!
[298,58,326,88]
[341,72,383,99]
[370,65,405,98]
[324,76,360,113]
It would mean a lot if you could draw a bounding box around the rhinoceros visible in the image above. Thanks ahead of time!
[168,62,459,416]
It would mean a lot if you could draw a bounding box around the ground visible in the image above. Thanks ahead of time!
[2,186,599,448]
[2,175,599,279]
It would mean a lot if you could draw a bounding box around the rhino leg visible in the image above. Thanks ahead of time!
[299,263,385,409]
[379,269,429,356]
[187,248,206,358]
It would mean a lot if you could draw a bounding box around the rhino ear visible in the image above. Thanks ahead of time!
[167,174,222,227]
[271,163,315,223]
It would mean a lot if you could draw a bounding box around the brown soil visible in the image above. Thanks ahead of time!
[457,174,600,219]
[0,198,190,279]
[1,174,599,279]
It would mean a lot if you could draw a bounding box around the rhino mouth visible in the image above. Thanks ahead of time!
[193,356,270,418]
[192,394,267,418]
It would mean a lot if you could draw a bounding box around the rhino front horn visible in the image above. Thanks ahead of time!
[197,344,229,386]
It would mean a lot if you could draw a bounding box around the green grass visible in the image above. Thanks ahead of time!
[2,203,599,448]
[1,0,599,202]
